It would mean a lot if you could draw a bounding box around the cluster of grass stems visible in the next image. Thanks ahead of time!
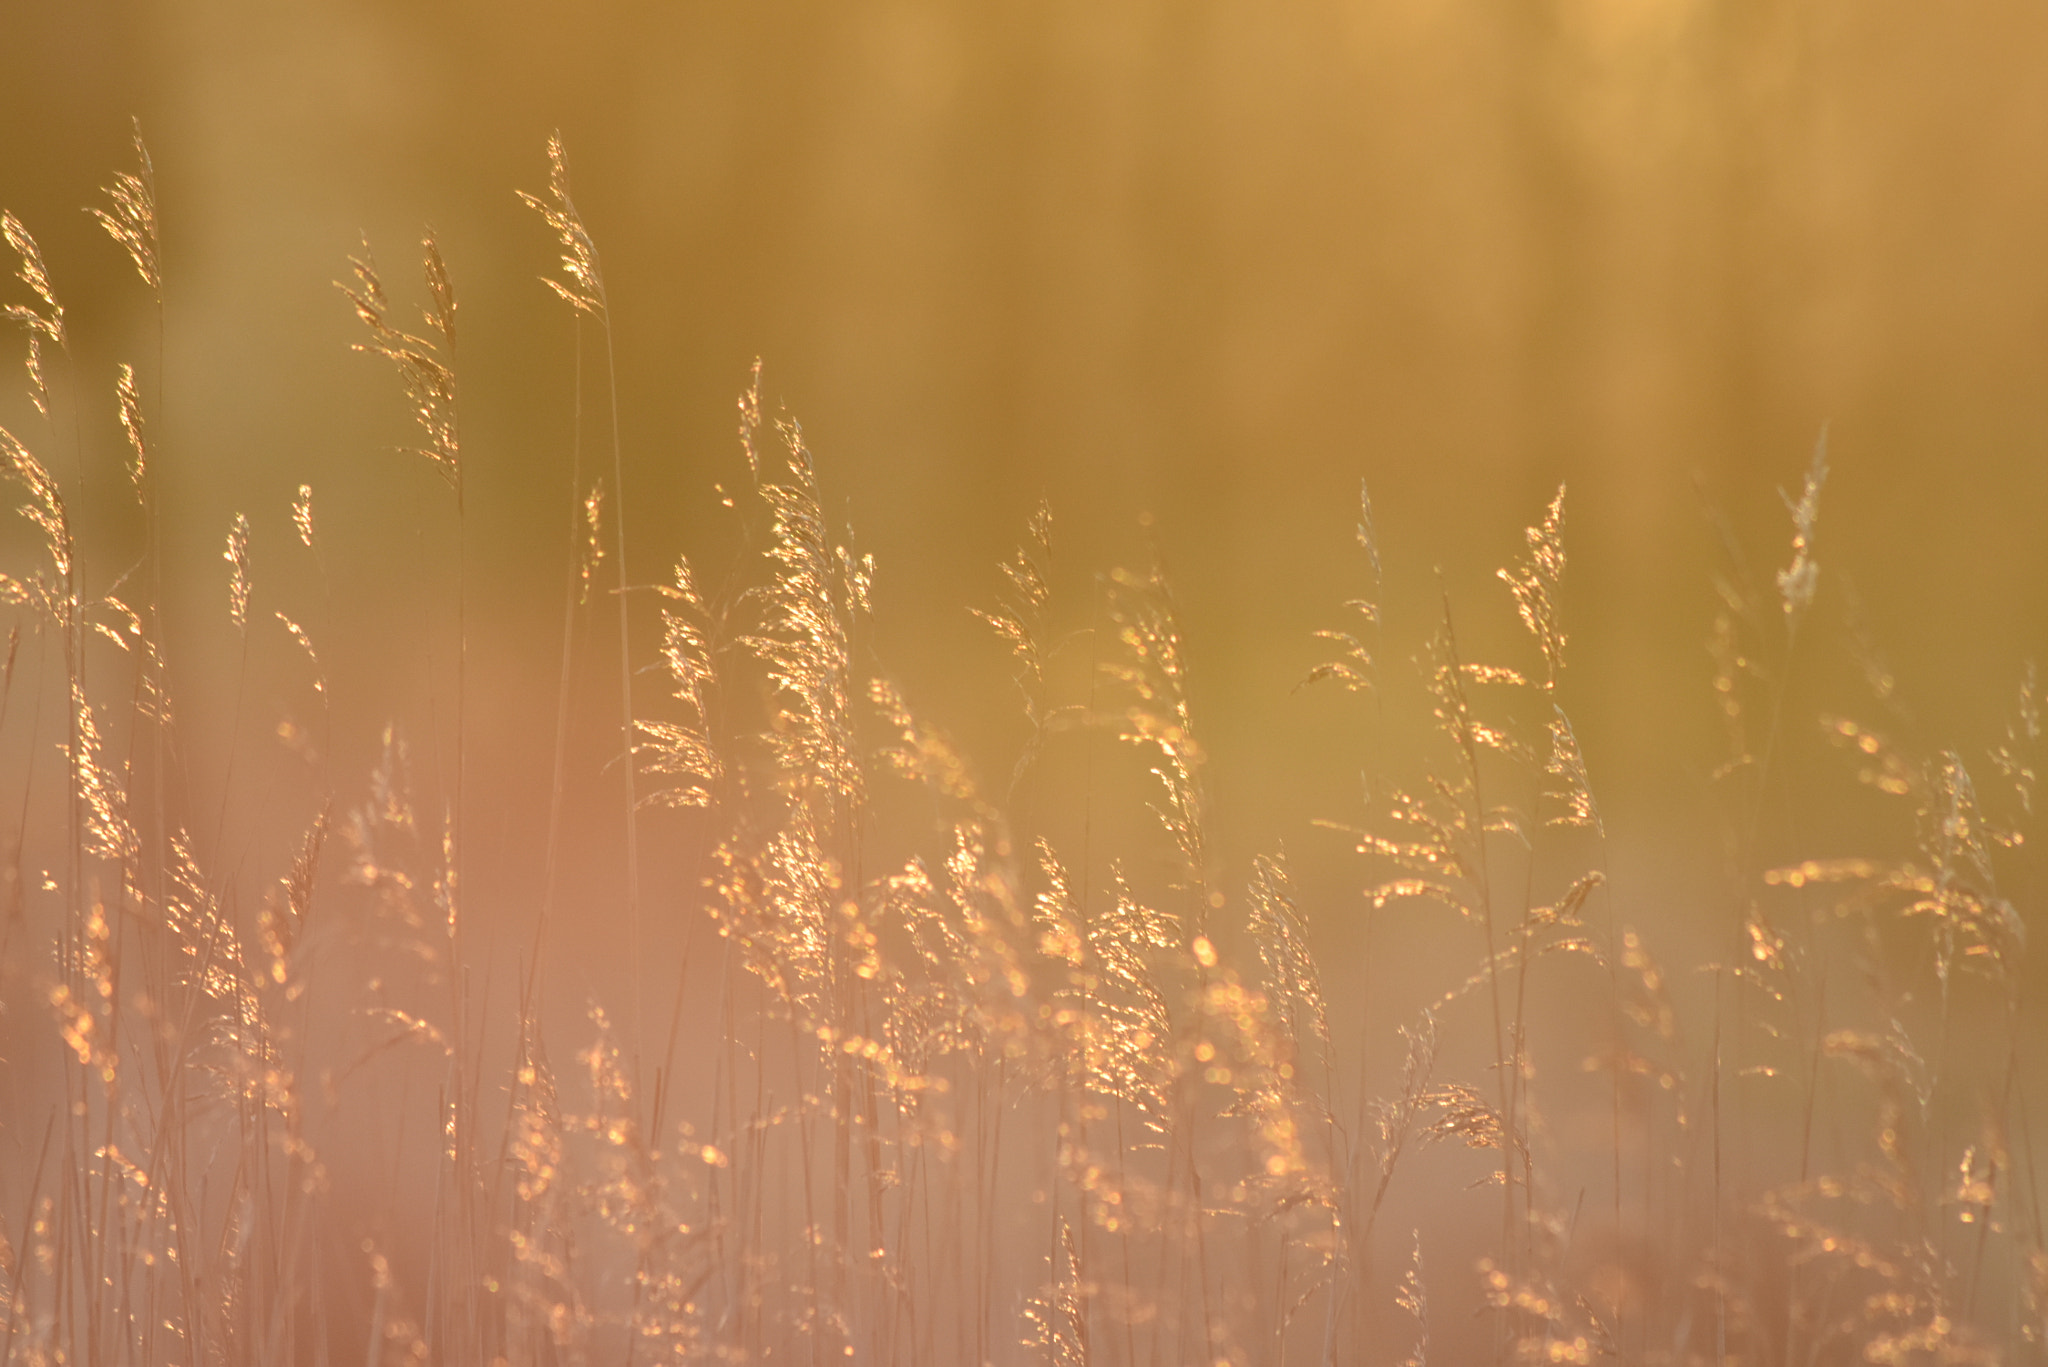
[0,130,2044,1367]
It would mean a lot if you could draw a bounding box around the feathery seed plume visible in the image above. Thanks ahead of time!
[338,237,461,487]
[1303,481,1382,693]
[1246,850,1331,1074]
[975,498,1054,726]
[224,512,251,631]
[1398,1231,1430,1367]
[69,684,137,864]
[3,212,65,346]
[0,424,71,584]
[1021,1219,1088,1367]
[635,554,721,808]
[89,119,161,298]
[1105,563,1208,906]
[1542,707,1601,834]
[1778,429,1829,622]
[116,364,147,498]
[4,214,63,417]
[291,483,315,548]
[517,134,607,315]
[275,612,322,692]
[1499,484,1567,685]
[579,479,605,605]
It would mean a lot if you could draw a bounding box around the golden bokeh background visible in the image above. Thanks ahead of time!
[3,4,2048,1357]
[6,2,2042,852]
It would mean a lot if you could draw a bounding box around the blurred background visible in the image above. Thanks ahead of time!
[2,0,2042,839]
[6,0,2048,1356]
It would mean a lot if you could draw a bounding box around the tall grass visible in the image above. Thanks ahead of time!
[0,132,2041,1367]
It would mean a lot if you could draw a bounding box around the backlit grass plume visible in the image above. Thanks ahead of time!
[88,119,160,300]
[338,237,460,488]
